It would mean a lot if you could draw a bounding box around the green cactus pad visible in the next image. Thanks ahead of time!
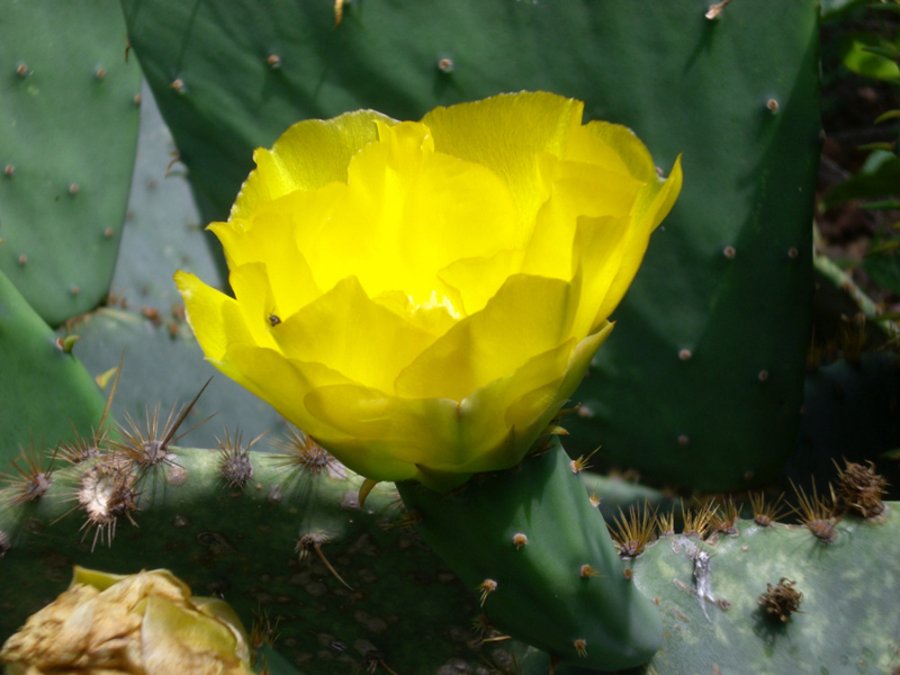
[397,441,662,671]
[631,514,900,674]
[0,0,141,325]
[565,0,820,491]
[0,269,104,468]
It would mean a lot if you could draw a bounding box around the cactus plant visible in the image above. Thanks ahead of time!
[2,435,897,673]
[397,441,663,670]
[2,1,896,673]
[631,512,899,674]
[0,0,141,326]
[525,507,900,675]
[0,269,105,466]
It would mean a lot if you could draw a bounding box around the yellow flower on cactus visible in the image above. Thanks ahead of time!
[175,92,682,489]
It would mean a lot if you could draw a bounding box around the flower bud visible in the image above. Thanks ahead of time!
[1,567,252,674]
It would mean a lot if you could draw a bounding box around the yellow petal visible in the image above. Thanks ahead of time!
[449,323,612,475]
[223,344,356,443]
[212,185,338,310]
[522,322,613,431]
[566,120,658,182]
[141,596,250,674]
[522,157,642,281]
[174,271,254,362]
[568,215,632,336]
[227,263,279,349]
[438,340,577,473]
[305,325,612,483]
[437,248,522,317]
[270,276,436,393]
[175,273,269,405]
[501,341,579,431]
[395,275,577,399]
[303,383,461,480]
[422,92,583,222]
[591,156,683,324]
[369,288,460,337]
[304,121,518,306]
[549,162,640,219]
[636,154,684,229]
[302,381,553,489]
[519,325,611,430]
[231,110,394,219]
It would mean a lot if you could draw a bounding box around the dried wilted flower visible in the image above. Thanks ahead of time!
[0,567,252,673]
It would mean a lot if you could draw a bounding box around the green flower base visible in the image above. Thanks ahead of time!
[396,439,661,671]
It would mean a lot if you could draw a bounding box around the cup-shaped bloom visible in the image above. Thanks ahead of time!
[176,92,681,490]
[0,567,252,674]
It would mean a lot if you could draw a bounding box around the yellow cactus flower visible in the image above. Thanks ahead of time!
[0,567,252,674]
[176,92,681,489]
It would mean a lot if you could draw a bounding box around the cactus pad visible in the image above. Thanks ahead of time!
[0,0,141,325]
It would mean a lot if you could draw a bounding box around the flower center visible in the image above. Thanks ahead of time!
[409,289,461,319]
